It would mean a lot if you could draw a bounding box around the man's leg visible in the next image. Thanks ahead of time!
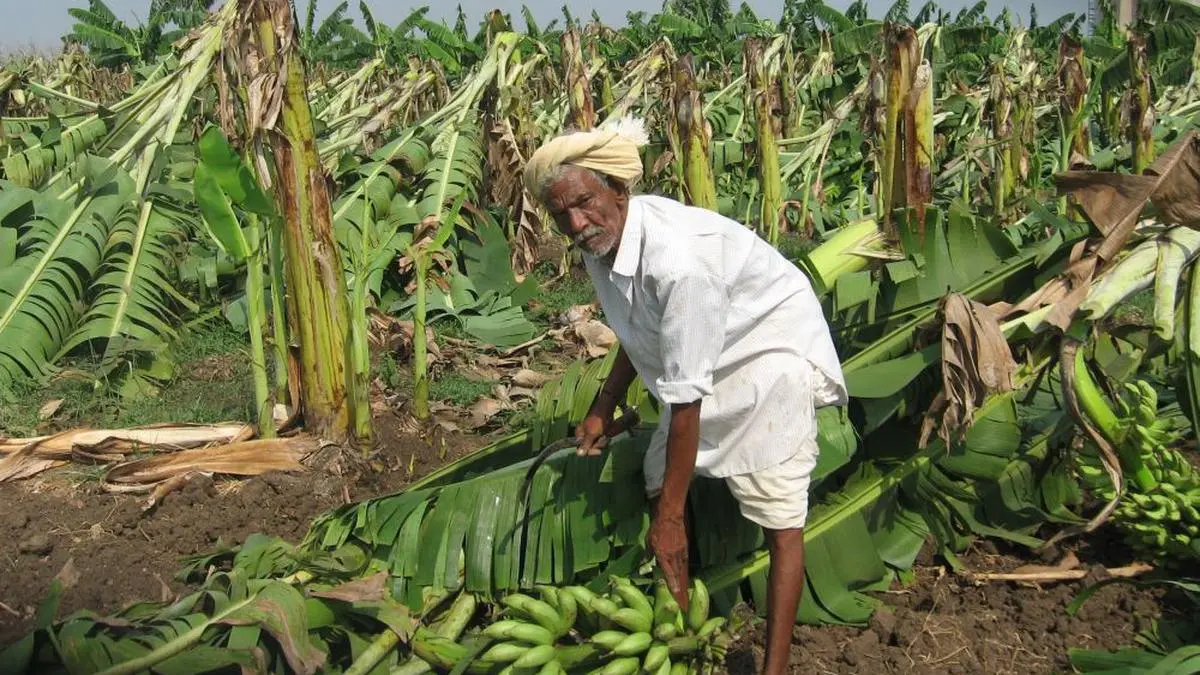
[723,442,817,675]
[763,528,805,675]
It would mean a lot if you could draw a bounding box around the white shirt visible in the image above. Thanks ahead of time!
[583,195,848,478]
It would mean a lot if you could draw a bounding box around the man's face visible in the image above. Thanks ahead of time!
[544,166,629,259]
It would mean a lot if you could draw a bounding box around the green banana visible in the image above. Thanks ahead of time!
[483,620,556,645]
[481,642,530,663]
[669,662,688,675]
[652,623,679,641]
[596,656,641,675]
[667,636,701,656]
[612,578,654,626]
[537,660,565,675]
[589,596,623,619]
[513,644,558,668]
[643,644,670,672]
[611,632,653,656]
[555,585,578,633]
[537,585,562,610]
[611,607,653,634]
[686,579,710,633]
[654,657,672,675]
[591,630,630,651]
[697,617,726,640]
[504,594,565,636]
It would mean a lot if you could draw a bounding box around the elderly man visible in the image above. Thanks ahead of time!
[524,119,846,675]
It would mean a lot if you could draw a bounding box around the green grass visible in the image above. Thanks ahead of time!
[524,261,597,327]
[429,373,496,407]
[0,322,255,437]
[1110,287,1156,327]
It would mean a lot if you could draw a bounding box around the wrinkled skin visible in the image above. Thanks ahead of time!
[543,166,630,260]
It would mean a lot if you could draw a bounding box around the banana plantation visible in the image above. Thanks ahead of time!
[2,0,1200,672]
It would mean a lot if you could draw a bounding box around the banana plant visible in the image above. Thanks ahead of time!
[191,125,279,437]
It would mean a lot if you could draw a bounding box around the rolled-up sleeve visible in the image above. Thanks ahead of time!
[654,272,729,404]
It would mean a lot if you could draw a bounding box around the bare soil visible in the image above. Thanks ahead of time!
[0,410,481,646]
[724,540,1178,674]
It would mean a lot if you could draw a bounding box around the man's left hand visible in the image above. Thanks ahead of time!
[649,511,690,609]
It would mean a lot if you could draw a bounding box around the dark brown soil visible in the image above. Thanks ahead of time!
[723,543,1176,675]
[0,411,481,646]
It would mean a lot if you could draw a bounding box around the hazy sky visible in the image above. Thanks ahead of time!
[1,0,1089,53]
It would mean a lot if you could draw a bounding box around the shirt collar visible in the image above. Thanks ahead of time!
[608,197,643,278]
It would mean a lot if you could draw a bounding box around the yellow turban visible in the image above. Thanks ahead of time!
[523,116,649,202]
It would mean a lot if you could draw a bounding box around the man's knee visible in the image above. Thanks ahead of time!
[765,527,805,553]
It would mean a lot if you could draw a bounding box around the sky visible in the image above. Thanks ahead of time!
[1,0,1090,53]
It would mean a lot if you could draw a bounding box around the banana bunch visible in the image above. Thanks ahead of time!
[567,577,729,675]
[411,576,734,674]
[1074,380,1200,566]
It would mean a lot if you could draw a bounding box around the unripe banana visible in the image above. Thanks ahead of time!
[697,616,726,640]
[653,622,679,641]
[589,596,623,619]
[669,662,688,675]
[598,656,641,675]
[643,644,670,672]
[564,586,599,606]
[555,584,578,633]
[611,607,653,634]
[483,620,556,645]
[612,578,654,625]
[537,585,561,610]
[503,594,566,636]
[611,632,653,656]
[481,641,530,663]
[591,630,631,651]
[653,656,672,675]
[513,644,557,669]
[666,636,700,656]
[686,579,710,633]
[537,659,565,675]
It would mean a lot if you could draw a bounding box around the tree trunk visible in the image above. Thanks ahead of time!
[244,0,362,446]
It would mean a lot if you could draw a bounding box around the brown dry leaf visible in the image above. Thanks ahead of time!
[1055,130,1200,261]
[309,572,389,602]
[101,438,317,494]
[574,320,617,357]
[989,239,1098,331]
[0,443,66,482]
[468,399,506,429]
[38,399,63,421]
[507,386,538,401]
[513,369,553,388]
[920,293,1018,449]
[54,558,80,591]
[560,304,596,325]
[0,423,254,459]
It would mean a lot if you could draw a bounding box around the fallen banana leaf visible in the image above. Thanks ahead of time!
[0,423,255,458]
[0,422,256,483]
[0,444,66,482]
[101,437,318,494]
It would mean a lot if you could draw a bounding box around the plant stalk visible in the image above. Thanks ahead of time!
[1070,348,1156,492]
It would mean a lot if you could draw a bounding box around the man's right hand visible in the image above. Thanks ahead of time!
[575,409,614,456]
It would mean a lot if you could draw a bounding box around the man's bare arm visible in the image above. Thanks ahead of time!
[651,399,700,607]
[577,346,637,453]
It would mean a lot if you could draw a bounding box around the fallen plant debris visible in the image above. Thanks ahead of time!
[101,436,318,494]
[0,423,255,482]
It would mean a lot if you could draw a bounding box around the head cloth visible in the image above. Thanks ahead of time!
[523,115,649,203]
